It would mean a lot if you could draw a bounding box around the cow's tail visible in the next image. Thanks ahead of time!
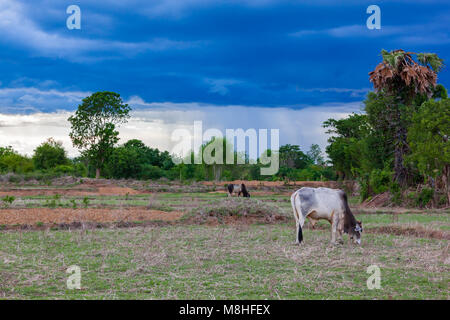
[290,191,303,244]
[342,192,352,216]
[341,191,356,233]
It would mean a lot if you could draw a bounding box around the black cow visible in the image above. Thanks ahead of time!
[227,183,250,197]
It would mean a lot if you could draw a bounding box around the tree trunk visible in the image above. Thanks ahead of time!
[429,176,438,207]
[393,126,409,186]
[95,168,101,179]
[444,164,450,205]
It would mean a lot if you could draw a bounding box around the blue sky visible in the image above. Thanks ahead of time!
[0,0,449,155]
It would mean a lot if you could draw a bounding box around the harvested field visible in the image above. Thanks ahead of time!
[0,185,142,197]
[367,225,450,240]
[0,180,448,299]
[0,208,183,225]
[202,180,356,188]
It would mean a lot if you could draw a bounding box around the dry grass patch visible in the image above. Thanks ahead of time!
[0,224,447,299]
[185,197,287,225]
[367,225,450,240]
[0,208,183,225]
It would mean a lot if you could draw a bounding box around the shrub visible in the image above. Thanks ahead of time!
[389,182,402,206]
[438,195,448,206]
[32,138,69,170]
[369,168,392,194]
[189,198,280,223]
[415,188,434,207]
[73,162,88,177]
[1,195,15,208]
[357,173,370,201]
[52,165,74,175]
[8,174,22,183]
[0,153,34,174]
[70,199,77,209]
[141,164,164,180]
[82,197,90,208]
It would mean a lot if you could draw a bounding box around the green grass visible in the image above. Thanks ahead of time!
[357,213,450,225]
[0,190,448,299]
[0,224,447,299]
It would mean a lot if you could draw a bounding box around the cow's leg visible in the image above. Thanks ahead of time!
[307,216,318,229]
[291,192,305,245]
[330,212,338,245]
[337,215,344,244]
[331,214,344,245]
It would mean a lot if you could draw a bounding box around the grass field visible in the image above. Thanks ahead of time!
[0,181,448,299]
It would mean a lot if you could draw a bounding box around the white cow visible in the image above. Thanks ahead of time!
[290,187,363,245]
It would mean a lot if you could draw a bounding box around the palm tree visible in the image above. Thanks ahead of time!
[368,49,444,186]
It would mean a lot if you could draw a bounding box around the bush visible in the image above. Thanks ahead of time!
[8,174,22,183]
[438,195,448,206]
[189,197,280,224]
[369,168,392,194]
[32,138,69,170]
[389,182,402,206]
[52,165,74,175]
[415,188,434,207]
[73,163,88,177]
[164,167,180,180]
[1,195,15,208]
[0,153,34,174]
[141,164,164,180]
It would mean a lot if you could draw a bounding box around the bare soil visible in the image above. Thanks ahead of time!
[0,208,183,225]
[0,184,143,197]
[202,180,354,188]
[360,192,392,208]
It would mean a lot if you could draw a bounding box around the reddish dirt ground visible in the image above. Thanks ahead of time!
[202,180,346,187]
[0,185,143,197]
[209,190,291,196]
[0,208,183,225]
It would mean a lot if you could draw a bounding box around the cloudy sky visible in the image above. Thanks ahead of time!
[0,0,449,156]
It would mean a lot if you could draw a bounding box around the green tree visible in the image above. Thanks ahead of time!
[279,144,311,169]
[369,49,444,186]
[68,92,131,178]
[307,144,324,165]
[32,138,69,170]
[106,139,174,179]
[408,98,450,204]
[323,113,370,179]
[0,147,34,174]
[0,146,15,158]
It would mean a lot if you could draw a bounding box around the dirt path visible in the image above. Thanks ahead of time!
[0,208,183,225]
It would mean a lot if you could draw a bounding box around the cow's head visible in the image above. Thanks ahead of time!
[350,221,363,245]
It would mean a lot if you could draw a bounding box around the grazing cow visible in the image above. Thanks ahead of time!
[227,183,250,197]
[290,187,363,245]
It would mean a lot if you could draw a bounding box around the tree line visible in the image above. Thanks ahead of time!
[1,48,448,206]
[0,91,332,182]
[324,49,449,205]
